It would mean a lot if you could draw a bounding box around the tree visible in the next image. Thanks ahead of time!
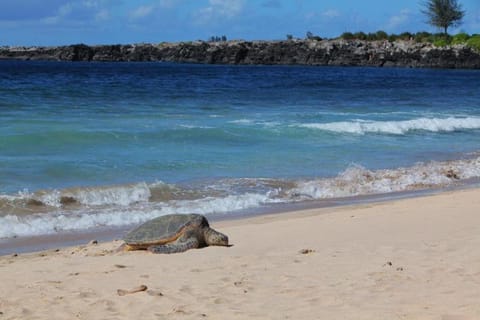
[208,35,227,42]
[305,31,322,41]
[422,0,465,35]
[375,30,389,40]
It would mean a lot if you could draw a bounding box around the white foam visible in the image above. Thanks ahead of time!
[230,119,254,125]
[0,189,33,202]
[166,193,280,215]
[0,192,278,238]
[230,119,281,127]
[0,208,153,238]
[179,124,214,129]
[289,157,480,200]
[1,156,480,239]
[38,190,63,207]
[72,183,152,206]
[299,117,480,135]
[1,183,152,208]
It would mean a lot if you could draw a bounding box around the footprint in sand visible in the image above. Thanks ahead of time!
[179,285,192,293]
[147,290,164,297]
[78,290,96,299]
[233,280,251,293]
[170,306,192,316]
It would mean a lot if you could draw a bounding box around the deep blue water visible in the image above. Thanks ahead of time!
[1,61,479,239]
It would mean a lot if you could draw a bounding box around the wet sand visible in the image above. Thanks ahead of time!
[1,188,479,319]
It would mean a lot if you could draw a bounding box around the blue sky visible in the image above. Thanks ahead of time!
[1,0,479,46]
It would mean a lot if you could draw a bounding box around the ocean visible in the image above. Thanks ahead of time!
[1,61,479,250]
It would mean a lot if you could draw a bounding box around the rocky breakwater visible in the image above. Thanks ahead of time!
[1,39,479,68]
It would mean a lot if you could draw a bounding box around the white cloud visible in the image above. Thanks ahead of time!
[303,8,340,24]
[41,1,113,25]
[195,0,245,25]
[42,3,72,24]
[83,0,100,8]
[262,0,281,9]
[58,3,74,16]
[211,0,244,17]
[159,0,181,8]
[130,5,155,20]
[0,1,67,21]
[95,9,109,22]
[129,0,186,21]
[322,9,340,19]
[386,9,411,31]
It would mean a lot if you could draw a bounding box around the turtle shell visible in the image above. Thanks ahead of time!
[123,214,207,249]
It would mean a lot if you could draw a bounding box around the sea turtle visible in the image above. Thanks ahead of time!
[123,214,229,254]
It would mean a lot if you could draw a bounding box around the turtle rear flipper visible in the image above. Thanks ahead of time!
[148,237,199,254]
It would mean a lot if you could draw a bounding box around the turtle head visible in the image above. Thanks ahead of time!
[204,227,229,247]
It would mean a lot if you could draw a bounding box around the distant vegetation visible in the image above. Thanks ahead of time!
[305,31,322,41]
[219,0,478,52]
[284,1,477,50]
[208,35,227,42]
[285,31,322,41]
[284,30,480,52]
[338,31,480,51]
[422,0,465,35]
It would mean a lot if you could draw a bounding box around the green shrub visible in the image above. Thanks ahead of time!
[398,32,414,40]
[353,32,367,40]
[414,31,433,43]
[388,34,398,42]
[366,33,376,41]
[433,38,449,47]
[375,30,389,40]
[340,32,355,40]
[434,33,451,41]
[430,33,452,47]
[364,31,388,41]
[466,35,480,51]
[452,32,470,44]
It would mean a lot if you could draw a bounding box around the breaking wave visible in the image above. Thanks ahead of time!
[0,154,479,239]
[0,193,279,238]
[298,117,480,135]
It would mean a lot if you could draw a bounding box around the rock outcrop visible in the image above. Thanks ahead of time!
[1,39,479,69]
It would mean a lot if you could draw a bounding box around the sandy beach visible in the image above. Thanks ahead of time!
[1,188,480,319]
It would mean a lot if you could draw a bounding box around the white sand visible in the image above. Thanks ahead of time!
[1,188,480,319]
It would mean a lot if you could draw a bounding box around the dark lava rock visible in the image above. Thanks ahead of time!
[1,39,479,69]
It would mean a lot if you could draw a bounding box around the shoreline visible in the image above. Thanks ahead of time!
[1,181,478,257]
[1,39,480,69]
[1,187,480,318]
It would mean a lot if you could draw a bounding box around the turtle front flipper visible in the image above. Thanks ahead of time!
[147,237,199,254]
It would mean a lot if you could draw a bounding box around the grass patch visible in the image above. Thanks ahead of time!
[466,35,480,52]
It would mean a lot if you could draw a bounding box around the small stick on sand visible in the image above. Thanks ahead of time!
[117,285,148,296]
[299,249,315,254]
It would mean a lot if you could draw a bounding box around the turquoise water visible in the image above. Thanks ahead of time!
[1,61,479,239]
